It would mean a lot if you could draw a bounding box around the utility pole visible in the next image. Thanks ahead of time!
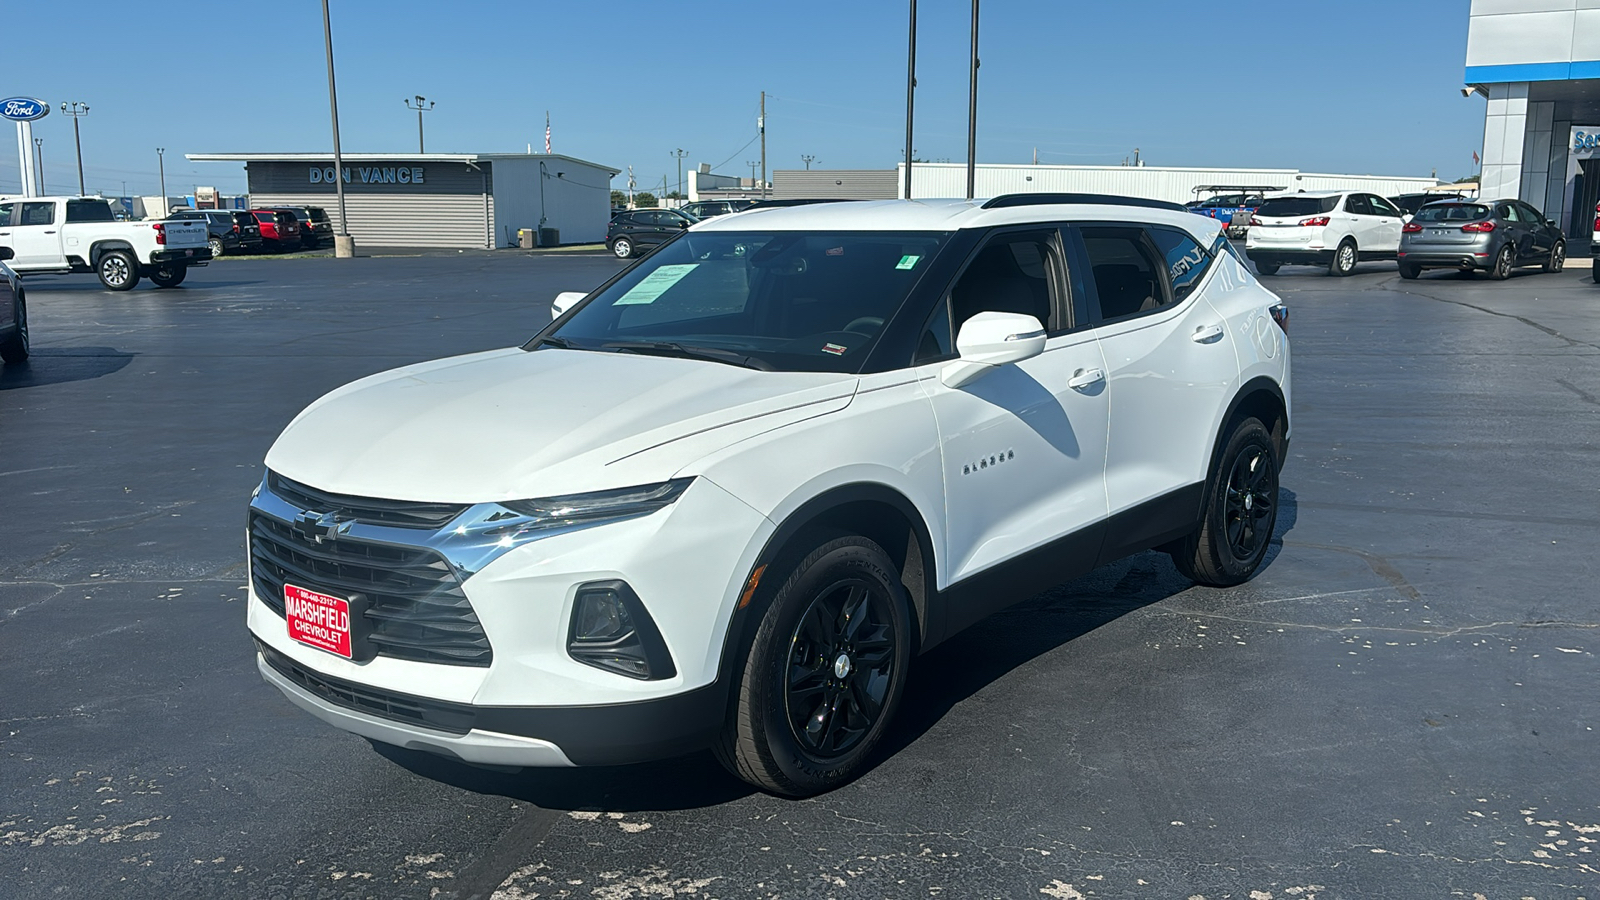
[627,165,635,207]
[801,154,815,170]
[746,160,760,185]
[60,101,89,196]
[671,148,688,200]
[965,0,980,200]
[405,95,434,153]
[322,0,353,257]
[156,148,166,204]
[33,138,43,194]
[759,91,767,199]
[1133,147,1141,167]
[904,0,918,200]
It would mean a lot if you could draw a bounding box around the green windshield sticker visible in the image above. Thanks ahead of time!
[896,254,921,270]
[614,264,699,305]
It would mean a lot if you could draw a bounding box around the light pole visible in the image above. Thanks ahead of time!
[671,148,688,201]
[60,101,89,196]
[156,148,166,205]
[904,0,917,200]
[404,95,434,153]
[33,138,43,194]
[801,154,815,170]
[322,0,353,257]
[966,0,980,200]
[746,160,760,185]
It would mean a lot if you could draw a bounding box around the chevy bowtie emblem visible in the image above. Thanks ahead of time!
[293,510,347,544]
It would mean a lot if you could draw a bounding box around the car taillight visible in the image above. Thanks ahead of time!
[153,223,166,245]
[1269,303,1289,334]
[1249,216,1263,227]
[1402,222,1423,233]
[1461,221,1496,233]
[1298,216,1330,227]
[232,224,240,233]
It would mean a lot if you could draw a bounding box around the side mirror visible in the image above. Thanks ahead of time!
[940,311,1047,388]
[0,246,12,261]
[550,290,586,321]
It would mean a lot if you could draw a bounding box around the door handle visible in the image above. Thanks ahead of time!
[43,230,56,234]
[1067,367,1105,390]
[1191,323,1225,344]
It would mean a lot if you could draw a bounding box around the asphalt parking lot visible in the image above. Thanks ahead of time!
[3,252,1599,899]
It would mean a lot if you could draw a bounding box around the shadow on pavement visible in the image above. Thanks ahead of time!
[0,348,136,390]
[374,488,1301,809]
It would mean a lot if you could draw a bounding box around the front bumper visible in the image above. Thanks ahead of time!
[247,474,773,766]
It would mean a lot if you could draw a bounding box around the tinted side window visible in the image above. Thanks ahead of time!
[65,200,114,223]
[254,212,273,223]
[0,203,13,227]
[1497,203,1520,222]
[948,230,1061,335]
[914,297,954,364]
[1149,227,1212,302]
[1078,226,1166,321]
[19,202,55,226]
[1344,194,1372,216]
[1369,195,1402,217]
[1517,201,1545,223]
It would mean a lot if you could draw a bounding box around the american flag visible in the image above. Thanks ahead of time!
[1472,150,1480,165]
[545,112,551,154]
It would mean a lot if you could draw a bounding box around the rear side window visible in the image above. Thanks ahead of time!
[1148,227,1212,302]
[1344,195,1373,216]
[65,200,113,223]
[1414,204,1488,222]
[1078,226,1166,321]
[19,202,55,226]
[1256,196,1339,217]
[254,212,273,223]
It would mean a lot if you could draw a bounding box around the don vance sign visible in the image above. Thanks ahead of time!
[310,166,426,185]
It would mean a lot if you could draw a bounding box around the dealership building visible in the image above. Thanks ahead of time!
[187,152,618,249]
[1467,0,1600,238]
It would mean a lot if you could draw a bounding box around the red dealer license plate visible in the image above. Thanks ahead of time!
[284,584,352,658]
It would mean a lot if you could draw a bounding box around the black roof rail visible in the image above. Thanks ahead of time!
[742,198,862,210]
[981,193,1187,213]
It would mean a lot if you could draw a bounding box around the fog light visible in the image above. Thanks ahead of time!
[567,580,677,680]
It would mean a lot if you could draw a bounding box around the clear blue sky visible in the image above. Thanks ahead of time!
[0,0,1481,199]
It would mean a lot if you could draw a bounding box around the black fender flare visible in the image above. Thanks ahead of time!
[89,240,135,267]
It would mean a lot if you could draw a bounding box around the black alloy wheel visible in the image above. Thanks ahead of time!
[783,580,897,760]
[1168,417,1280,587]
[1490,244,1515,280]
[1545,240,1566,273]
[716,535,911,797]
[0,291,28,364]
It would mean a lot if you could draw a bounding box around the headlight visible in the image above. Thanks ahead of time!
[499,478,692,527]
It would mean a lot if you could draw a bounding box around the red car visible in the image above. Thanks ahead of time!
[250,209,302,253]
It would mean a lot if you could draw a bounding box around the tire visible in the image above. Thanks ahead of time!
[715,535,912,797]
[1544,240,1566,273]
[97,250,139,291]
[208,236,225,259]
[1490,244,1514,280]
[150,266,187,288]
[1254,262,1280,276]
[1593,259,1600,283]
[0,291,28,364]
[1168,418,1280,588]
[1328,239,1357,277]
[611,237,634,259]
[1398,262,1421,279]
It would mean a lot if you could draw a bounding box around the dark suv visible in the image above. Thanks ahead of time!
[606,208,696,259]
[168,209,262,257]
[272,206,333,249]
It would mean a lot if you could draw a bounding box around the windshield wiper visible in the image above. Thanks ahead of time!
[599,340,772,371]
[530,335,578,350]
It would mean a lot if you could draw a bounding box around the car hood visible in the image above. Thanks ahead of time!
[265,347,858,503]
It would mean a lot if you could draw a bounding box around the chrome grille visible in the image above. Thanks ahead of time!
[249,510,494,668]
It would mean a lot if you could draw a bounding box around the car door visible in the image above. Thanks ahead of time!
[1366,194,1404,253]
[1516,201,1552,258]
[914,228,1111,595]
[1496,202,1532,260]
[1341,193,1377,252]
[1067,222,1240,555]
[7,201,63,268]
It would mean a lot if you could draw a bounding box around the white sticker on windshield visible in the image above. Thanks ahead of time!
[614,264,698,305]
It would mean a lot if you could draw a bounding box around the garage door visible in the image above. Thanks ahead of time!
[249,193,494,249]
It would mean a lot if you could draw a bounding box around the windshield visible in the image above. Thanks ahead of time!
[1413,203,1489,222]
[541,230,950,373]
[1256,196,1339,217]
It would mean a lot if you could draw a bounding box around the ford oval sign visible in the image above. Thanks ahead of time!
[0,98,50,122]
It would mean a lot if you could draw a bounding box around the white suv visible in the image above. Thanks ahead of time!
[248,195,1291,797]
[1246,191,1405,276]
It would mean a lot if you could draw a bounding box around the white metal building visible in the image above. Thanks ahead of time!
[187,152,618,249]
[892,163,1438,204]
[1465,0,1600,237]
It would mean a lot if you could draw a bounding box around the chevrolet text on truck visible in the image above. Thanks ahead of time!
[0,196,210,290]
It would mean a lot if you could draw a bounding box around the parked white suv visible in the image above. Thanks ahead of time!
[248,195,1291,796]
[1246,191,1405,276]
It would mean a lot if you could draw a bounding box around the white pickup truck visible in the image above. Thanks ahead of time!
[0,196,210,290]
